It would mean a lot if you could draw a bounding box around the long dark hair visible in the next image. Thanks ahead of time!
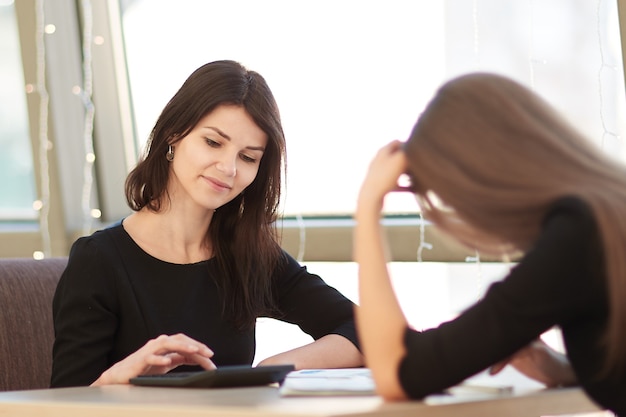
[125,60,286,329]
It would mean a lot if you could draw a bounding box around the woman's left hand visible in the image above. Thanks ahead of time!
[357,140,410,209]
[489,339,577,387]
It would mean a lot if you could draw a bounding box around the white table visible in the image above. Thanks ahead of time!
[0,383,602,417]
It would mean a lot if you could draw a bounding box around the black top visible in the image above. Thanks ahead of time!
[51,223,359,388]
[399,197,625,415]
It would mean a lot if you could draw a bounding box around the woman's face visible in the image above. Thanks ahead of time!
[167,104,268,212]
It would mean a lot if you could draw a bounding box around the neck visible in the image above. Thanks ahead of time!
[123,208,214,264]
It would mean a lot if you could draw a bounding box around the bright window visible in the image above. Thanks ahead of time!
[120,0,626,218]
[0,1,37,221]
[121,1,445,216]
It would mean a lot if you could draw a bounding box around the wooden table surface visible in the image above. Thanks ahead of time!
[0,383,602,417]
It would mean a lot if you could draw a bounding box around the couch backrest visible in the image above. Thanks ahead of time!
[0,257,67,391]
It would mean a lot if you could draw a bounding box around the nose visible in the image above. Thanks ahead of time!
[216,152,237,177]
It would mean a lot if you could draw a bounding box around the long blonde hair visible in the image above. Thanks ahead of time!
[404,72,626,376]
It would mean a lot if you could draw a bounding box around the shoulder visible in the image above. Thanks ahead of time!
[56,225,127,302]
[544,196,594,223]
[277,249,299,267]
[513,195,600,287]
[64,222,128,275]
[271,250,327,291]
[272,250,302,279]
[541,196,597,238]
[70,221,125,250]
[545,195,593,218]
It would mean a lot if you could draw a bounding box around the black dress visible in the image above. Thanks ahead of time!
[398,197,625,415]
[51,223,359,387]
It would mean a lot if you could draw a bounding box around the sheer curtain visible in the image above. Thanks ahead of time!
[118,1,625,372]
[120,0,625,218]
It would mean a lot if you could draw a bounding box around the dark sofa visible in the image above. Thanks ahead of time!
[0,257,67,391]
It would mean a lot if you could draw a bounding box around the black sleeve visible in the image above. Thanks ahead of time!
[51,236,119,387]
[398,197,600,398]
[271,251,360,350]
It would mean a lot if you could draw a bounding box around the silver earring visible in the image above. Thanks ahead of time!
[166,145,174,161]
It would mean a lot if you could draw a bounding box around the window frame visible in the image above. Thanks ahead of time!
[4,0,626,262]
[5,0,135,257]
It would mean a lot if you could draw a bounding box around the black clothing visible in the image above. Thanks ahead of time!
[399,197,625,416]
[51,223,358,387]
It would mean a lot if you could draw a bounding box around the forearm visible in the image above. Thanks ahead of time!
[353,202,408,400]
[258,334,363,369]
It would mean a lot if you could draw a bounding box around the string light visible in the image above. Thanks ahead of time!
[31,0,99,255]
[79,0,97,236]
[466,0,483,294]
[465,251,483,300]
[528,0,536,88]
[472,0,480,68]
[416,217,432,262]
[295,213,306,263]
[34,0,51,259]
[596,0,621,150]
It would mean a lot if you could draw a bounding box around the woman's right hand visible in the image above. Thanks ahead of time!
[90,333,216,386]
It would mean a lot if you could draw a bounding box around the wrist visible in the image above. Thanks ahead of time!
[544,349,577,387]
[90,369,113,386]
[354,207,383,226]
[556,358,577,387]
[356,197,384,220]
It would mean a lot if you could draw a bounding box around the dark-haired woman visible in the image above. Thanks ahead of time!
[51,60,362,387]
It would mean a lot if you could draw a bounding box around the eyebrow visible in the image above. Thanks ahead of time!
[203,126,265,151]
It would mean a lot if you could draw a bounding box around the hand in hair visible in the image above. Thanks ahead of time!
[357,140,411,211]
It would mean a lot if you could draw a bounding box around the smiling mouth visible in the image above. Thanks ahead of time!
[205,176,232,190]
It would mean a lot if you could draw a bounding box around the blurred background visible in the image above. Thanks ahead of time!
[1,0,625,366]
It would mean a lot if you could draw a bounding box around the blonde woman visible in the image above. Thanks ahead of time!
[354,73,626,415]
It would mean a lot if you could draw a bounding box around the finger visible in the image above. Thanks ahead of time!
[180,351,216,368]
[386,140,404,153]
[144,353,173,367]
[152,342,200,357]
[166,352,217,371]
[150,335,214,358]
[489,360,508,375]
[168,334,215,357]
[393,186,414,193]
[190,353,217,370]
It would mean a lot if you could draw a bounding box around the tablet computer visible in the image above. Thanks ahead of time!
[129,364,295,388]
